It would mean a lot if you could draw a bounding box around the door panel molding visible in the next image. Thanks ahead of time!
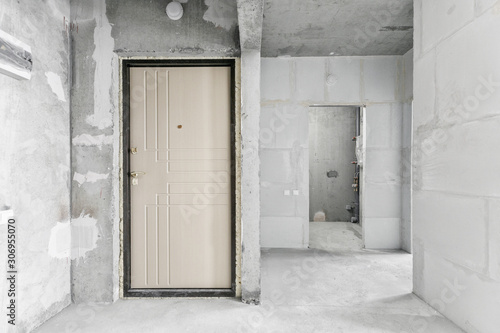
[121,59,237,298]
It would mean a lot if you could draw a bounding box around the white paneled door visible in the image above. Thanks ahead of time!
[129,66,232,289]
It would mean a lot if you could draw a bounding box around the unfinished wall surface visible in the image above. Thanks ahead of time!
[237,0,263,304]
[261,56,407,249]
[413,1,500,332]
[309,107,357,222]
[70,0,240,303]
[401,49,413,253]
[0,0,71,331]
[261,0,414,57]
[240,50,262,303]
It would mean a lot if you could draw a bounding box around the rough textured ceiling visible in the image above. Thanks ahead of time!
[261,0,413,57]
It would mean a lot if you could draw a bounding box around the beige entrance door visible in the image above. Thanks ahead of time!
[129,66,232,289]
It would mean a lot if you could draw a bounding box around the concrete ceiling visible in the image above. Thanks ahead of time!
[261,0,413,57]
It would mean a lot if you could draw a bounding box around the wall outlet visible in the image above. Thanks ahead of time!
[284,190,291,196]
[292,190,299,195]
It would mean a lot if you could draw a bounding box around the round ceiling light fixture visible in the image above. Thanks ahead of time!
[166,1,183,20]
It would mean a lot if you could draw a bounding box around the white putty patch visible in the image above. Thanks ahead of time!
[48,221,71,258]
[73,134,113,149]
[48,215,99,260]
[45,71,66,102]
[73,171,109,186]
[87,1,114,129]
[19,138,38,154]
[0,209,14,225]
[71,214,99,261]
[203,0,237,31]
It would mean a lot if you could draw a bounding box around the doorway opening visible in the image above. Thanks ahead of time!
[121,59,238,298]
[308,105,362,250]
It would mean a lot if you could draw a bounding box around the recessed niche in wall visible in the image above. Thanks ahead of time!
[0,30,32,80]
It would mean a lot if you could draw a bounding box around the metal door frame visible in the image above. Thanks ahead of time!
[122,59,237,298]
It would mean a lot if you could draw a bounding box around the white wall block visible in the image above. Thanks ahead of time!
[401,183,411,253]
[260,105,277,149]
[422,0,474,52]
[413,50,435,129]
[260,149,293,183]
[261,217,307,248]
[363,218,401,249]
[364,150,402,184]
[418,250,500,333]
[260,55,407,249]
[326,57,361,102]
[261,58,291,101]
[414,190,487,273]
[276,105,308,149]
[414,1,500,329]
[416,118,500,197]
[363,57,397,102]
[363,182,402,218]
[294,58,325,102]
[489,198,500,281]
[365,104,391,148]
[436,10,500,126]
[261,183,296,217]
[390,103,403,148]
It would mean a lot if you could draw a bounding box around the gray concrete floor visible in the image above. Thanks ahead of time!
[35,222,463,333]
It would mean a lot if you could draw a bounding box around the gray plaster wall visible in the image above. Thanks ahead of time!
[309,107,357,222]
[413,1,500,331]
[69,0,240,303]
[237,0,264,304]
[240,50,262,304]
[0,0,71,331]
[260,56,408,249]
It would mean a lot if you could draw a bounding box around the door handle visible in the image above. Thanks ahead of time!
[130,171,146,178]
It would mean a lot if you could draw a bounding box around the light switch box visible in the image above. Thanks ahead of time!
[284,190,291,196]
[293,190,299,195]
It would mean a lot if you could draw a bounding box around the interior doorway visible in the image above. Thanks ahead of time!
[308,106,361,223]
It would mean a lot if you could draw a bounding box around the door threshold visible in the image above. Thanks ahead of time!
[124,288,236,298]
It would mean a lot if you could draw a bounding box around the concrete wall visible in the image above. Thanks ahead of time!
[413,1,500,332]
[70,0,240,303]
[309,107,357,222]
[260,56,408,249]
[240,50,262,304]
[0,0,71,331]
